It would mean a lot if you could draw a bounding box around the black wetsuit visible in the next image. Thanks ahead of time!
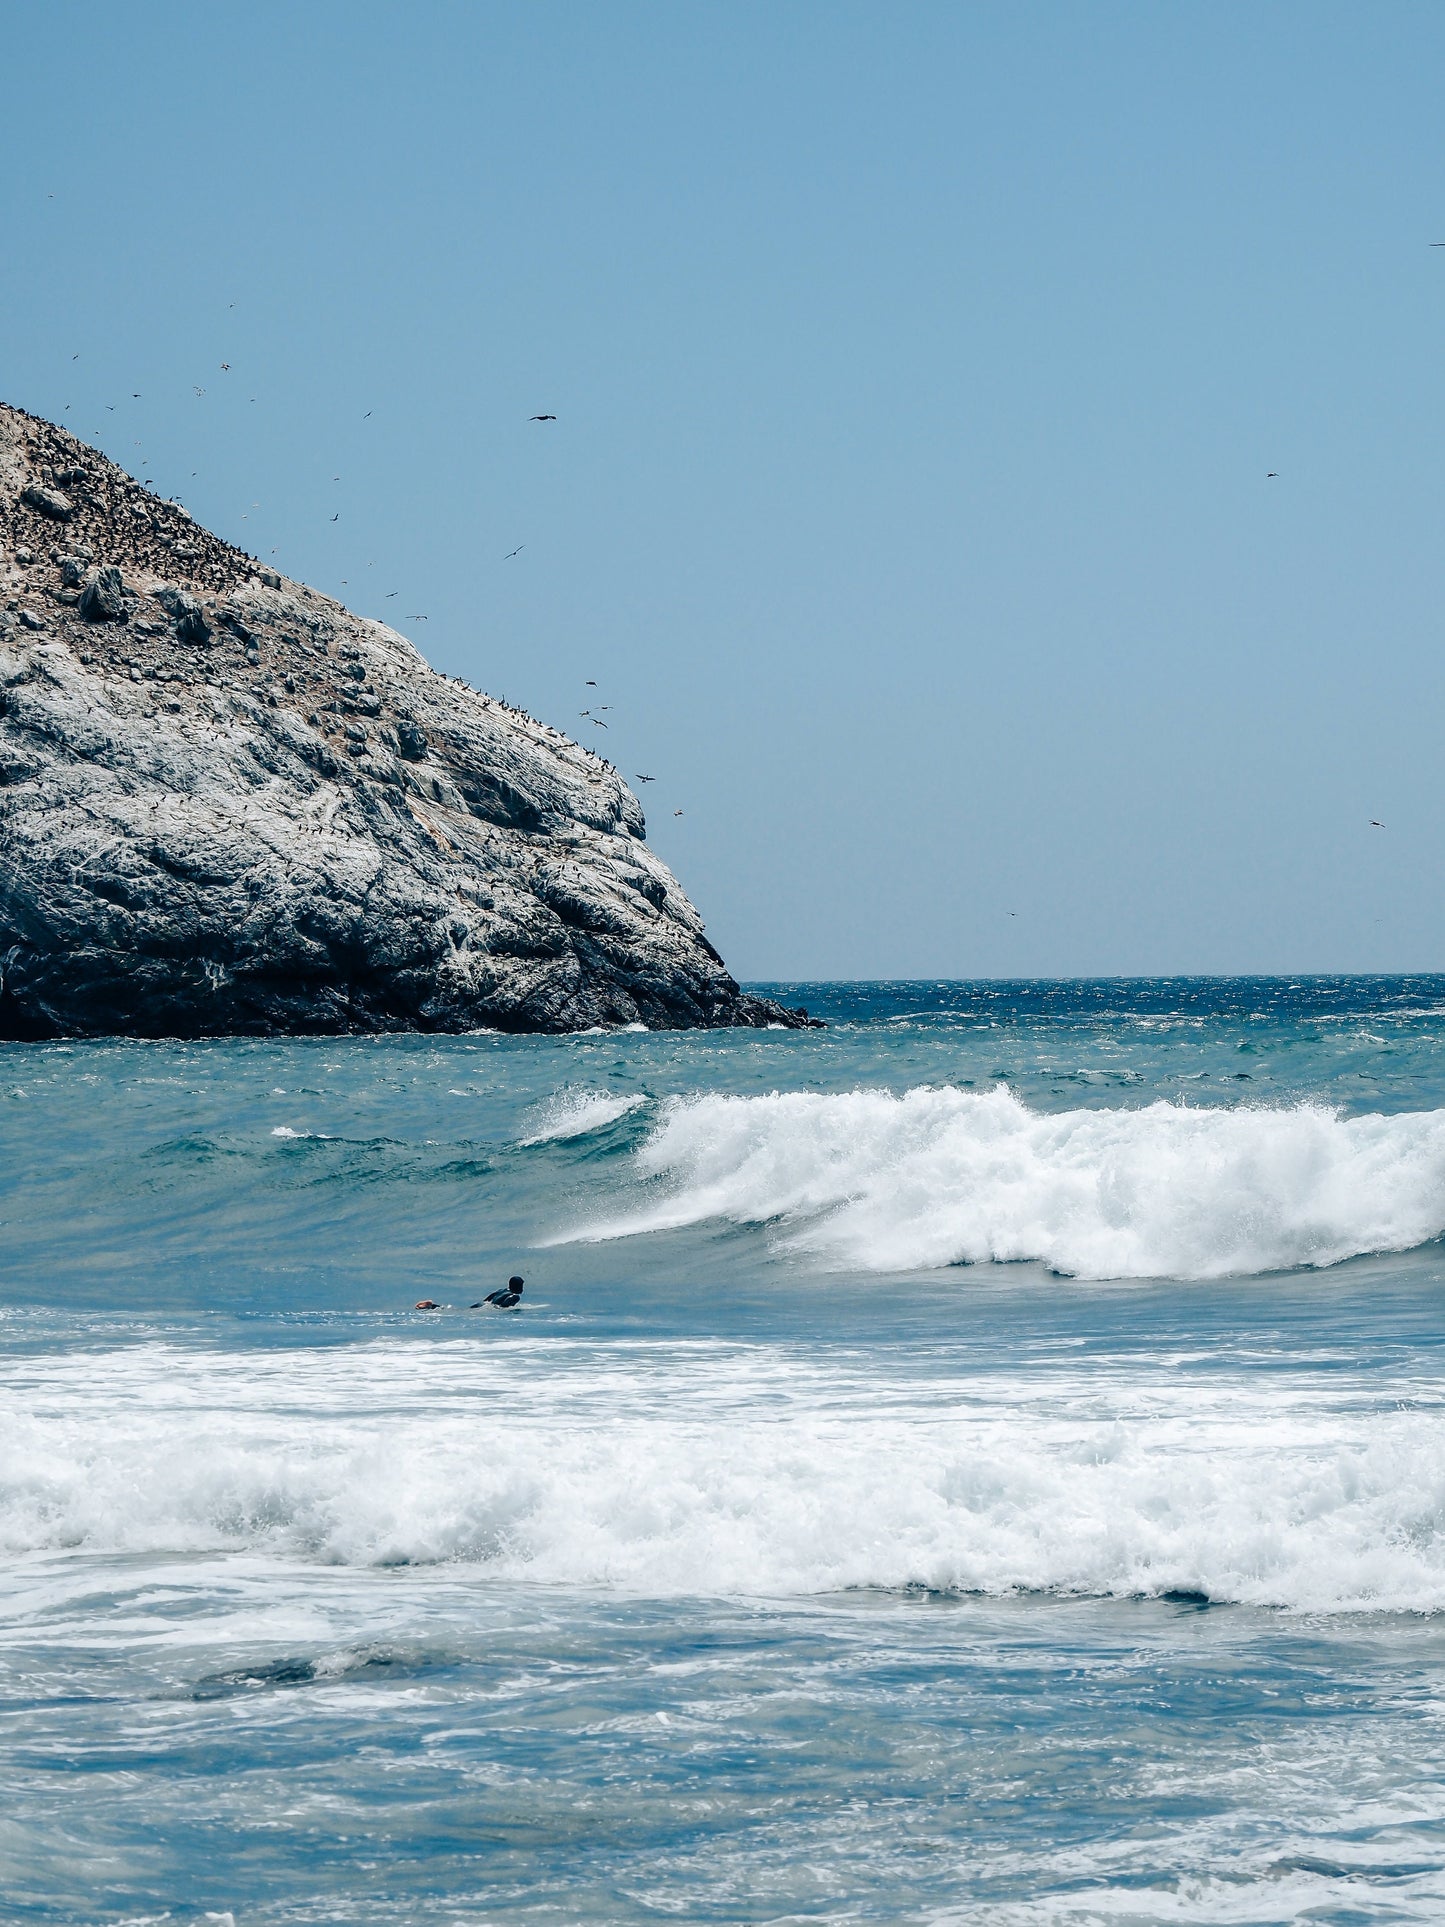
[472,1280,524,1309]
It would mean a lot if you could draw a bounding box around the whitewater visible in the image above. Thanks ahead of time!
[7,977,1445,1924]
[7,1338,1445,1611]
[568,1083,1445,1277]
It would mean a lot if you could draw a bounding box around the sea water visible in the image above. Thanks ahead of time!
[6,978,1445,1924]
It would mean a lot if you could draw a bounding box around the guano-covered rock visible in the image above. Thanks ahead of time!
[0,403,814,1039]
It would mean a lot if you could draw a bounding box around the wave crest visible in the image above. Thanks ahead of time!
[520,1089,646,1146]
[567,1086,1445,1279]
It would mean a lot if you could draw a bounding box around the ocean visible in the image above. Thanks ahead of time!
[6,977,1445,1924]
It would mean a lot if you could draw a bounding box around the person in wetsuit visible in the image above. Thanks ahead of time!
[472,1276,524,1310]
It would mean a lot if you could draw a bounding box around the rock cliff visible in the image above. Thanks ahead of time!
[0,404,813,1038]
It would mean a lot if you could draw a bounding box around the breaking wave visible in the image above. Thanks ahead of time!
[519,1089,647,1145]
[564,1085,1445,1279]
[4,1343,1445,1612]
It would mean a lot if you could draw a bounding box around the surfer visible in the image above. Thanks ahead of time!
[472,1276,524,1310]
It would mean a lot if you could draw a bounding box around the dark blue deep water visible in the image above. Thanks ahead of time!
[7,978,1445,1923]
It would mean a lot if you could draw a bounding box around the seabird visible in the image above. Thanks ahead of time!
[503,545,525,559]
[529,414,557,422]
[1371,820,1386,828]
[635,773,655,782]
[673,809,684,816]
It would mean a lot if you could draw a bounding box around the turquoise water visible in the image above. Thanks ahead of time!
[7,978,1445,1923]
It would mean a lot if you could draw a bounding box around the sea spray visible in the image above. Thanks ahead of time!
[519,1089,648,1146]
[564,1085,1445,1279]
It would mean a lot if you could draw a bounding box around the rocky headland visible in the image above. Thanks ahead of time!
[0,404,814,1038]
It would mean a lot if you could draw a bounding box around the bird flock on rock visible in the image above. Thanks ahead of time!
[53,291,692,828]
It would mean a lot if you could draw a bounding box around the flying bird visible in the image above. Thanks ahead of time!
[529,414,557,421]
[585,680,597,686]
[331,514,339,522]
[385,591,397,598]
[221,363,230,371]
[503,545,525,559]
[363,410,372,418]
[673,809,684,817]
[635,773,655,782]
[1266,471,1278,478]
[1371,819,1386,828]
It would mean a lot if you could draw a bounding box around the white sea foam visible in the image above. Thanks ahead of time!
[970,1864,1445,1925]
[4,1341,1445,1613]
[519,1089,646,1145]
[564,1085,1445,1279]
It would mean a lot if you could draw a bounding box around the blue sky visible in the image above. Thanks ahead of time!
[5,2,1445,979]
